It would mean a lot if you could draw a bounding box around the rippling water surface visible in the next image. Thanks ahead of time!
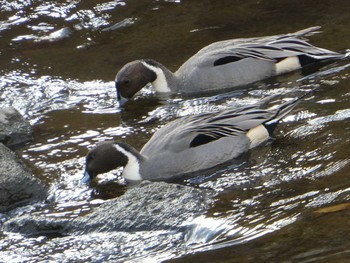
[1,0,350,262]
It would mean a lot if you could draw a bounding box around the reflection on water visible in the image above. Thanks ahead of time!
[1,0,350,262]
[0,71,120,122]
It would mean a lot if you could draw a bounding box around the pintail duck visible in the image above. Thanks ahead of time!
[115,26,346,105]
[83,97,302,182]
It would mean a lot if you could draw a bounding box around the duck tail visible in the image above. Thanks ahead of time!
[273,97,302,121]
[292,26,322,37]
[264,92,310,135]
[345,49,350,58]
[292,27,349,60]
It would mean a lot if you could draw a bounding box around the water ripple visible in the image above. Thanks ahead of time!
[0,72,118,122]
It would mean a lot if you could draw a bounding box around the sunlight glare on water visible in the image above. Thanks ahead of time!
[1,0,350,262]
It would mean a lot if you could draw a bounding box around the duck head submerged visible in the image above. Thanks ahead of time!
[115,60,157,106]
[82,142,128,183]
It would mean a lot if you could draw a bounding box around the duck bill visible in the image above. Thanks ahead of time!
[81,170,91,184]
[118,95,129,107]
[116,83,129,106]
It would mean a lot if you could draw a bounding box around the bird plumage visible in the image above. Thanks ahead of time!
[84,96,302,182]
[115,27,346,105]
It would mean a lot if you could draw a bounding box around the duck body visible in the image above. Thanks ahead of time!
[175,56,273,93]
[139,134,250,181]
[83,97,301,182]
[115,26,346,104]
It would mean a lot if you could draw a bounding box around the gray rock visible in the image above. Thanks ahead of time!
[0,106,33,148]
[3,181,214,235]
[0,143,47,212]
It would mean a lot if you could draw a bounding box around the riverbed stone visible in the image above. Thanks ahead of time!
[3,181,214,235]
[0,143,47,212]
[0,106,33,148]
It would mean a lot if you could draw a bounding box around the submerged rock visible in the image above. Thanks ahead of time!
[0,143,47,212]
[0,106,33,148]
[3,181,214,235]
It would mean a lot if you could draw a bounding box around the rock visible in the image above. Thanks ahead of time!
[0,143,47,212]
[75,181,215,233]
[0,106,33,148]
[3,181,214,235]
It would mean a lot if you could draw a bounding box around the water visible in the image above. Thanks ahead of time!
[1,0,350,262]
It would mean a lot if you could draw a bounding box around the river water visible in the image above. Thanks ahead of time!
[1,0,350,262]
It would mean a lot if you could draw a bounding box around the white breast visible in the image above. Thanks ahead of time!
[141,61,171,93]
[113,144,142,181]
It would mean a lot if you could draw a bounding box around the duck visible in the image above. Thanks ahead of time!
[83,96,302,183]
[115,26,346,105]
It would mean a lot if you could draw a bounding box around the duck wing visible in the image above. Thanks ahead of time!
[194,26,323,57]
[182,36,342,71]
[178,26,343,73]
[141,97,300,156]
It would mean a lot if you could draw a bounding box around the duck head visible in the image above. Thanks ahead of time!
[82,142,128,183]
[115,60,157,106]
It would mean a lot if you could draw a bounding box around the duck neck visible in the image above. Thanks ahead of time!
[141,60,178,92]
[114,143,144,182]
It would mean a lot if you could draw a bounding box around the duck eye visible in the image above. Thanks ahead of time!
[87,153,95,162]
[123,79,130,86]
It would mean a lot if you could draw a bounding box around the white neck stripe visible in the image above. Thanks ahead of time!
[114,144,142,181]
[141,61,171,93]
